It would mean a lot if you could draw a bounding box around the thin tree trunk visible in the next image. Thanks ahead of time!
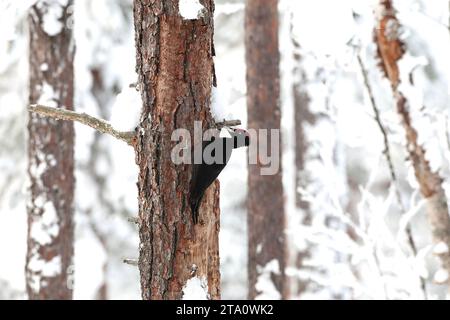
[26,0,75,299]
[82,65,122,300]
[375,0,450,292]
[245,0,287,299]
[290,22,314,296]
[133,0,221,300]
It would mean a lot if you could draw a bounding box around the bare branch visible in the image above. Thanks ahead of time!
[357,54,427,297]
[29,105,242,144]
[216,119,242,128]
[357,54,404,210]
[29,104,135,146]
[416,10,450,32]
[127,217,140,225]
[123,258,138,266]
[445,116,450,152]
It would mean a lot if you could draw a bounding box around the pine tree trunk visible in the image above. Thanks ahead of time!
[375,0,450,292]
[245,0,287,300]
[133,0,221,300]
[26,1,75,300]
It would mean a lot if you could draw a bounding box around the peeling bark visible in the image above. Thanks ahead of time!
[26,0,75,300]
[245,0,287,299]
[375,0,450,291]
[133,0,220,300]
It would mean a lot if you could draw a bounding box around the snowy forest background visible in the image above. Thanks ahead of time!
[1,0,450,300]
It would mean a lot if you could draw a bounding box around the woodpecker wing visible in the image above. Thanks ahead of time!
[190,138,233,223]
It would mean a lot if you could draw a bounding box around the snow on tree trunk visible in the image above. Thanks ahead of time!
[375,0,450,292]
[245,0,287,300]
[26,0,75,300]
[133,0,221,300]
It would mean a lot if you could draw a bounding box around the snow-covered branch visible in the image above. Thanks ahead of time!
[28,104,136,146]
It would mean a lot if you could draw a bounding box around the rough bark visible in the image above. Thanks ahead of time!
[375,0,450,291]
[26,1,75,299]
[245,0,287,299]
[133,0,221,300]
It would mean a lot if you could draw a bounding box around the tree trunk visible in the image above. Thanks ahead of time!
[26,0,75,300]
[375,0,450,292]
[133,0,221,300]
[245,0,287,299]
[291,23,314,297]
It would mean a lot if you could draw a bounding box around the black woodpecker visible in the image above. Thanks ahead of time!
[190,128,250,224]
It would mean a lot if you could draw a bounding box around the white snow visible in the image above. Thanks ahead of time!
[28,254,62,277]
[434,269,449,284]
[254,259,281,300]
[1,0,450,301]
[73,235,108,299]
[179,0,205,20]
[37,0,69,36]
[47,154,57,167]
[110,87,141,131]
[30,200,60,245]
[433,242,449,255]
[215,3,244,17]
[211,86,246,123]
[182,275,209,300]
[29,152,49,181]
[37,82,58,108]
[27,254,63,293]
[40,63,49,71]
[413,245,432,280]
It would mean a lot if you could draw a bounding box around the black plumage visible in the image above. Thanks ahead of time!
[190,128,250,224]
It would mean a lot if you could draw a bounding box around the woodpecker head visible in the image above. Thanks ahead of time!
[229,128,250,148]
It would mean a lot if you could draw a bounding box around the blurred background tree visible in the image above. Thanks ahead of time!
[26,0,75,300]
[0,0,449,300]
